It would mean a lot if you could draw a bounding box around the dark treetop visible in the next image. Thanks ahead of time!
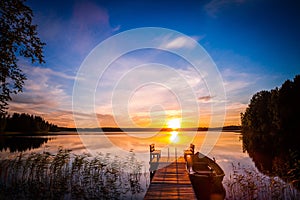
[0,0,45,113]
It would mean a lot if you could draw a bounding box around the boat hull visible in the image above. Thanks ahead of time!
[187,152,226,199]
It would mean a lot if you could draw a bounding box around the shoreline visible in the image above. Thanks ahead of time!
[0,129,241,137]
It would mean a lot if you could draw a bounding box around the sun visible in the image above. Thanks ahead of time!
[167,118,181,130]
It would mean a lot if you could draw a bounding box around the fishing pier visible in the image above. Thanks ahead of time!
[144,144,197,199]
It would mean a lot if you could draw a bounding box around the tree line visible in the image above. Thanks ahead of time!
[241,74,300,150]
[0,113,58,133]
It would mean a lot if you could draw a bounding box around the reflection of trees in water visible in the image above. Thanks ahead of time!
[0,136,51,152]
[242,137,300,190]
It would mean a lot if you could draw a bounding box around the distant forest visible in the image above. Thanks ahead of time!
[0,113,58,133]
[241,74,300,188]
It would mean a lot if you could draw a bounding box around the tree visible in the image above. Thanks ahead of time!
[241,75,300,141]
[3,112,57,133]
[0,0,45,113]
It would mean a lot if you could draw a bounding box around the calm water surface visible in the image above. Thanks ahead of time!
[2,131,299,199]
[0,131,255,179]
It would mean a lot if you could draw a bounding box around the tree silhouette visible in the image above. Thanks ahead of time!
[0,113,58,133]
[242,75,300,143]
[0,0,45,113]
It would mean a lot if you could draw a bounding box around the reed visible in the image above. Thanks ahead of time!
[0,148,148,199]
[224,163,300,200]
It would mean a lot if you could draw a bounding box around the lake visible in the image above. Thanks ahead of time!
[0,131,290,198]
[0,131,253,172]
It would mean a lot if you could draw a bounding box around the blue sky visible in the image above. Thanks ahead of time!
[9,0,300,127]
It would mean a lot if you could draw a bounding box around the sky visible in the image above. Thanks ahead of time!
[8,0,300,128]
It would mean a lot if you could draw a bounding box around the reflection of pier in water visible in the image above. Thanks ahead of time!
[0,136,52,152]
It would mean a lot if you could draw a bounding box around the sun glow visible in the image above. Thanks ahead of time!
[167,118,181,130]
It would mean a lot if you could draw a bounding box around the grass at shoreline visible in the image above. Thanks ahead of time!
[0,148,149,200]
[2,149,299,199]
[224,163,300,200]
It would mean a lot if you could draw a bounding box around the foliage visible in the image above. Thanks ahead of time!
[0,114,6,132]
[241,74,300,149]
[241,75,300,189]
[0,149,147,199]
[224,163,300,200]
[0,112,58,133]
[0,0,45,113]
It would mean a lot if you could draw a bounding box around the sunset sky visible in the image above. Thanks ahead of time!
[8,0,300,128]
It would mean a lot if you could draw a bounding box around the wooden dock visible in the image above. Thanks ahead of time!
[144,157,197,199]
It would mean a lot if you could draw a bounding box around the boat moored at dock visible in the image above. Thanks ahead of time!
[185,149,226,199]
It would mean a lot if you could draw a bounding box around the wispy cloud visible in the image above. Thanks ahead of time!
[85,52,221,128]
[198,95,215,102]
[8,64,74,127]
[221,67,255,93]
[223,80,251,93]
[9,55,249,128]
[204,0,245,17]
[224,102,247,125]
[23,66,77,80]
[35,1,120,59]
[159,36,198,49]
[70,1,116,55]
[220,67,261,123]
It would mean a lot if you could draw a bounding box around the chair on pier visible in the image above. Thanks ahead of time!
[149,144,161,162]
[184,143,195,160]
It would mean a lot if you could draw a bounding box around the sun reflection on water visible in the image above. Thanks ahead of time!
[170,131,179,143]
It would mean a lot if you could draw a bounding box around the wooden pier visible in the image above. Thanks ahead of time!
[144,156,197,199]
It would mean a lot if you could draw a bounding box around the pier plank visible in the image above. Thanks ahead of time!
[144,157,196,199]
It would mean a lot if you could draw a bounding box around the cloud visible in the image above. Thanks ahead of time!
[224,102,248,125]
[71,49,213,128]
[70,1,115,55]
[198,95,215,102]
[204,0,245,17]
[97,113,117,127]
[160,36,198,49]
[89,53,225,128]
[35,1,120,59]
[72,1,109,28]
[8,64,74,127]
[9,50,253,128]
[221,68,254,93]
[23,66,77,80]
[223,80,251,93]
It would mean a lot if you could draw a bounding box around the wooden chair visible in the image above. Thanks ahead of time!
[149,144,161,162]
[190,143,195,154]
[184,143,195,161]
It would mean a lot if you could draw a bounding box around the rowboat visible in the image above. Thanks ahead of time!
[187,152,225,181]
[185,152,226,199]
